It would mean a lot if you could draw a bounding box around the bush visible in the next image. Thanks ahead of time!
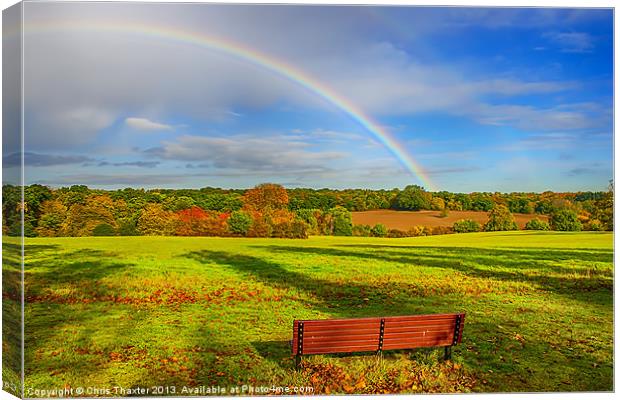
[484,204,518,231]
[585,219,603,231]
[453,219,481,233]
[92,223,116,236]
[289,220,309,239]
[371,223,388,237]
[387,229,408,238]
[432,226,452,235]
[228,211,252,235]
[352,224,372,237]
[407,226,426,237]
[550,208,582,231]
[524,218,550,231]
[272,221,307,238]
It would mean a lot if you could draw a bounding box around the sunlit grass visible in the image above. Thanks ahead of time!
[15,231,614,394]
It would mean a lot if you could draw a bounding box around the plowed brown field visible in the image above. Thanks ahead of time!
[351,210,548,230]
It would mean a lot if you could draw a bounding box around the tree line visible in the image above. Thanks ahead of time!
[1,182,613,238]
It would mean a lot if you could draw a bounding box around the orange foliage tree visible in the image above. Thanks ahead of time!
[175,206,229,236]
[241,184,296,237]
[242,183,289,213]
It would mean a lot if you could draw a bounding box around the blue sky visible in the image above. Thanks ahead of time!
[6,3,614,192]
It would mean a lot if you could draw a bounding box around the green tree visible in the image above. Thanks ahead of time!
[593,180,613,231]
[330,206,353,236]
[524,218,550,231]
[550,209,582,231]
[453,219,481,233]
[118,218,139,236]
[295,209,319,235]
[92,223,116,236]
[228,211,252,235]
[164,195,196,212]
[484,204,518,231]
[395,185,432,211]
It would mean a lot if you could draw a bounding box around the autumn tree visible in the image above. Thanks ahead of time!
[61,195,118,236]
[593,180,613,231]
[243,183,289,213]
[484,204,518,231]
[176,206,228,236]
[137,204,178,236]
[35,200,67,237]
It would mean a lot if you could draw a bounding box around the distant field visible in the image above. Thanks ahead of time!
[8,232,613,395]
[352,210,548,230]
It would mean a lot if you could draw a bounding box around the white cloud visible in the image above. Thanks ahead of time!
[125,117,173,131]
[21,3,610,153]
[543,32,595,53]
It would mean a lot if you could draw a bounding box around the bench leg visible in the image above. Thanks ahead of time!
[295,355,302,370]
[444,346,452,361]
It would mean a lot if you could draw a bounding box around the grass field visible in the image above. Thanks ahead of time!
[6,232,614,394]
[351,210,548,230]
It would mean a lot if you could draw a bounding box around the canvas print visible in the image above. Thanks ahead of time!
[1,1,614,397]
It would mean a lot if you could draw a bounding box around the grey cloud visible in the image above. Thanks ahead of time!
[470,102,609,131]
[3,152,94,168]
[568,167,597,176]
[96,161,162,168]
[146,134,346,172]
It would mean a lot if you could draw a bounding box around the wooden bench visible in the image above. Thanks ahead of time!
[291,313,465,368]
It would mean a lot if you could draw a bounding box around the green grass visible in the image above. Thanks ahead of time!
[15,231,614,394]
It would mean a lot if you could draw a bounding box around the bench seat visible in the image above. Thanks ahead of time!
[291,313,465,368]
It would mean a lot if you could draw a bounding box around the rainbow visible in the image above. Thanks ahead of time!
[25,20,436,191]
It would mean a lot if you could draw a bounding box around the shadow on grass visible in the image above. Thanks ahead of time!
[184,249,460,317]
[185,249,470,372]
[257,245,612,308]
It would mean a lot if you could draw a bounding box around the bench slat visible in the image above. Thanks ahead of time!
[383,328,454,340]
[382,338,453,350]
[296,313,460,325]
[304,333,380,341]
[300,321,381,330]
[299,327,380,336]
[291,313,465,357]
[301,344,379,355]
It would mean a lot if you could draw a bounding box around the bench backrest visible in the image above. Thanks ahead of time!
[292,313,464,355]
